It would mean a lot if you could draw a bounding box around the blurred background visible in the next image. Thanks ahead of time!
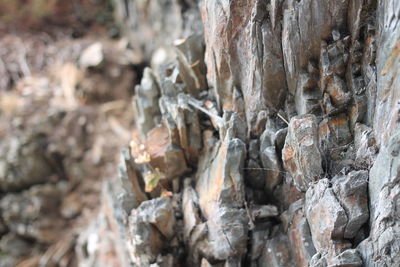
[0,1,141,266]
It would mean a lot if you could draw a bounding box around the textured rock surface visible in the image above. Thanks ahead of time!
[282,114,323,192]
[3,0,400,266]
[95,0,400,265]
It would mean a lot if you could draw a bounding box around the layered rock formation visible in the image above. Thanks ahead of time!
[74,0,400,266]
[2,0,399,266]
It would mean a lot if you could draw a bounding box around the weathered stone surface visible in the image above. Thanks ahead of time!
[357,129,400,266]
[259,126,283,193]
[353,123,377,166]
[249,222,271,261]
[127,197,176,266]
[285,199,316,267]
[258,233,293,267]
[182,178,201,242]
[118,148,148,204]
[174,35,208,96]
[372,0,400,146]
[305,179,347,252]
[203,0,287,131]
[159,92,202,166]
[145,126,189,180]
[332,171,369,239]
[282,114,323,192]
[134,68,161,136]
[282,0,349,95]
[329,249,363,267]
[5,0,400,265]
[193,124,248,262]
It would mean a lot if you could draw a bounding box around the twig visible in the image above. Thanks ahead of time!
[277,112,289,125]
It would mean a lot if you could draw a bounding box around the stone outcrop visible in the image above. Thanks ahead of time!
[2,0,400,266]
[79,0,398,265]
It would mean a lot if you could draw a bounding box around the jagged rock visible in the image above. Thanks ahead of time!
[174,35,207,96]
[318,113,352,174]
[329,249,363,267]
[310,252,328,267]
[319,36,352,109]
[248,139,260,160]
[282,114,323,192]
[357,129,400,266]
[193,126,248,262]
[4,0,399,265]
[203,0,287,132]
[285,199,316,267]
[127,211,164,265]
[353,123,377,166]
[282,0,349,95]
[200,258,223,267]
[219,111,247,142]
[159,91,202,165]
[274,174,306,210]
[258,233,293,267]
[372,0,400,146]
[136,197,176,239]
[319,114,352,149]
[295,71,322,115]
[182,179,201,242]
[332,171,369,239]
[127,197,176,266]
[259,126,283,193]
[99,179,135,266]
[305,179,347,252]
[134,68,161,136]
[146,126,189,180]
[119,148,148,204]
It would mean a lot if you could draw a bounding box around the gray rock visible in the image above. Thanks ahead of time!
[332,171,369,239]
[258,233,293,267]
[136,197,176,239]
[328,249,362,267]
[357,129,400,266]
[194,132,248,261]
[182,178,201,242]
[286,199,317,266]
[260,145,283,193]
[203,0,287,132]
[134,68,161,136]
[282,114,323,192]
[305,179,348,252]
[127,197,176,265]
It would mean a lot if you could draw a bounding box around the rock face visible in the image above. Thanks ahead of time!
[2,0,399,266]
[82,0,398,265]
[282,114,323,192]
